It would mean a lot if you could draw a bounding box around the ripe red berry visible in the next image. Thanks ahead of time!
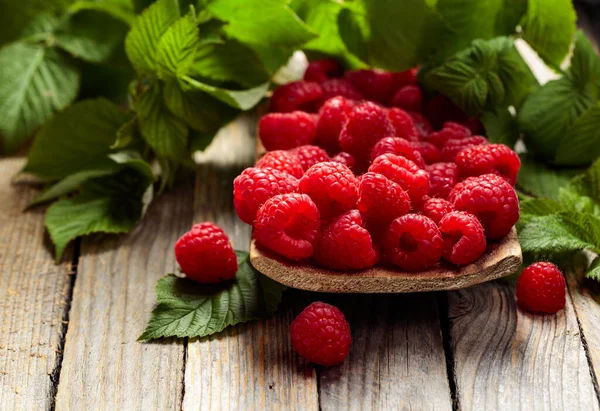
[449,174,519,240]
[331,152,356,169]
[315,96,355,155]
[390,85,423,112]
[420,197,455,225]
[304,59,343,83]
[174,223,238,283]
[259,111,317,151]
[426,162,459,199]
[370,137,425,169]
[426,121,472,149]
[290,302,351,366]
[391,68,418,89]
[233,167,298,225]
[426,94,470,129]
[408,111,433,138]
[344,69,395,103]
[387,108,420,142]
[383,214,444,271]
[439,211,486,265]
[455,143,521,186]
[368,153,430,200]
[517,262,566,314]
[411,141,441,164]
[254,193,321,260]
[441,136,488,162]
[270,81,323,112]
[292,145,330,171]
[357,172,411,228]
[321,78,364,101]
[313,210,379,270]
[256,150,304,179]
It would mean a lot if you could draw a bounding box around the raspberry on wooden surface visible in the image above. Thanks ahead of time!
[303,59,343,83]
[259,111,317,151]
[321,78,364,101]
[387,108,420,142]
[370,137,425,169]
[455,143,521,186]
[256,150,304,179]
[368,153,430,200]
[315,96,355,155]
[270,80,323,113]
[390,85,423,112]
[439,211,486,265]
[426,121,472,149]
[517,262,566,314]
[426,162,459,199]
[441,136,488,162]
[344,69,395,103]
[420,197,455,225]
[357,172,411,228]
[292,145,330,171]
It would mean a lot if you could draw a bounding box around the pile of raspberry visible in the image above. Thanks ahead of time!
[234,59,521,272]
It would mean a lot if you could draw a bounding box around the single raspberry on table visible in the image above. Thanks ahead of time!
[449,174,519,240]
[517,262,566,314]
[270,81,323,112]
[438,211,486,265]
[411,141,441,164]
[259,111,317,151]
[388,108,420,142]
[299,161,359,219]
[368,153,430,200]
[382,214,444,271]
[254,193,321,260]
[357,172,411,229]
[313,210,379,270]
[290,302,351,366]
[420,197,455,225]
[425,94,470,129]
[233,167,298,224]
[321,78,364,101]
[370,137,425,169]
[303,58,344,83]
[175,223,237,283]
[344,69,395,103]
[426,121,472,149]
[390,85,423,112]
[426,162,459,199]
[256,150,304,179]
[455,143,521,186]
[292,145,330,171]
[441,136,488,162]
[315,96,355,155]
[331,152,356,169]
[391,68,418,89]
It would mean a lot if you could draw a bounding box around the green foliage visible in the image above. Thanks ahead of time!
[517,156,582,200]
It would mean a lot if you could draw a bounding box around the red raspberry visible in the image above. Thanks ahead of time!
[313,210,379,270]
[455,144,521,186]
[408,111,433,137]
[259,111,317,151]
[256,150,304,178]
[449,174,519,239]
[331,152,355,169]
[411,141,441,164]
[290,302,351,366]
[441,136,488,162]
[340,102,395,171]
[270,81,323,113]
[292,145,330,171]
[439,211,486,265]
[463,117,483,134]
[391,68,418,89]
[233,167,298,224]
[420,197,454,225]
[427,162,459,199]
[387,108,420,142]
[357,172,411,228]
[426,121,471,149]
[426,94,469,129]
[382,214,443,271]
[321,79,364,101]
[299,161,359,218]
[370,137,425,169]
[174,223,237,283]
[254,193,320,260]
[368,154,430,200]
[517,262,566,314]
[304,59,343,83]
[390,85,423,112]
[315,96,354,155]
[344,69,395,103]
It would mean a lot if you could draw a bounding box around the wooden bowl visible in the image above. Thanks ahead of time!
[250,227,522,293]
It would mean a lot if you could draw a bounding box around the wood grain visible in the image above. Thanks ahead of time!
[55,182,193,409]
[0,157,73,410]
[447,280,599,410]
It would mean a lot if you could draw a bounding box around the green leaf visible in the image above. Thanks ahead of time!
[555,104,600,166]
[481,108,519,147]
[558,159,600,216]
[139,251,286,340]
[156,8,199,78]
[517,157,581,200]
[0,0,70,46]
[24,98,131,181]
[520,0,576,69]
[125,0,180,74]
[20,12,62,40]
[68,0,136,26]
[337,2,370,65]
[181,76,268,110]
[0,43,80,153]
[587,256,600,281]
[520,198,566,216]
[569,31,600,91]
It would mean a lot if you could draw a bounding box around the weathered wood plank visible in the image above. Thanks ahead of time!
[448,280,599,410]
[0,157,73,410]
[318,294,453,411]
[55,182,193,409]
[182,115,320,410]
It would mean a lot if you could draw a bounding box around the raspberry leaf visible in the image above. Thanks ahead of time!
[587,257,600,281]
[555,104,600,166]
[481,108,519,147]
[155,8,199,79]
[138,251,287,340]
[180,75,269,110]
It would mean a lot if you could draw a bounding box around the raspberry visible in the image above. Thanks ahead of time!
[313,210,379,270]
[391,68,418,89]
[174,223,237,283]
[463,117,483,134]
[321,79,364,101]
[315,96,354,154]
[331,152,355,169]
[344,69,395,103]
[411,141,441,164]
[449,174,519,239]
[426,162,459,199]
[290,302,351,366]
[426,94,469,129]
[441,136,488,162]
[390,85,423,112]
[357,172,410,228]
[439,211,486,265]
[254,193,320,260]
[517,262,566,314]
[259,111,317,151]
[292,145,330,171]
[408,111,433,137]
[233,167,298,224]
[387,108,420,142]
[420,197,454,225]
[382,214,443,271]
[368,153,430,200]
[455,144,521,186]
[270,81,323,113]
[370,137,425,169]
[426,121,472,149]
[299,162,359,218]
[304,59,343,83]
[256,150,304,178]
[339,102,395,171]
